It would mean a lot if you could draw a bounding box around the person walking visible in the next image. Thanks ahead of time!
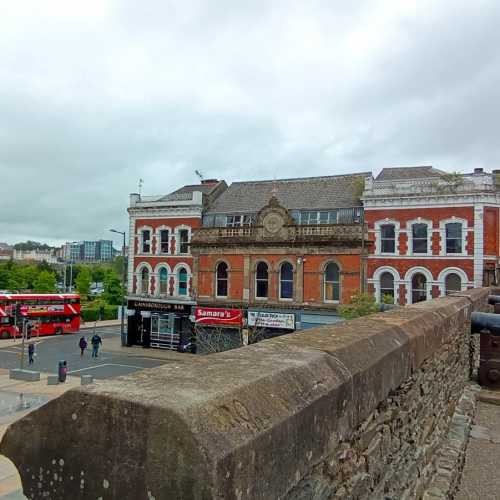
[28,342,35,365]
[91,333,102,358]
[79,336,88,357]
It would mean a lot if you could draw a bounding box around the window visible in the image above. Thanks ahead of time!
[140,268,149,294]
[411,273,427,303]
[159,230,169,254]
[226,215,255,227]
[178,268,188,296]
[380,272,395,302]
[159,268,169,294]
[142,230,151,253]
[412,223,428,254]
[445,273,461,295]
[446,223,462,254]
[324,263,340,302]
[279,262,294,299]
[216,262,228,297]
[255,262,268,298]
[300,211,340,225]
[179,230,189,254]
[380,224,396,253]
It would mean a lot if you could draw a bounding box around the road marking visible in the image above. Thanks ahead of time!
[68,363,148,374]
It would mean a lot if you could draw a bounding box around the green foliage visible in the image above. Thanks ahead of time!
[103,270,123,305]
[432,172,464,194]
[75,267,92,298]
[338,291,379,320]
[81,304,118,322]
[352,177,366,199]
[33,270,56,293]
[13,241,53,251]
[111,256,127,282]
[381,293,395,305]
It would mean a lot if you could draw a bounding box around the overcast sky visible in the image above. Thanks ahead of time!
[1,0,499,246]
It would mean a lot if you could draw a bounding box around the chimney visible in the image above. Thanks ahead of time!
[201,179,218,185]
[474,168,484,174]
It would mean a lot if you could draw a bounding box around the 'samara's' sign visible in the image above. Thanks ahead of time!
[194,307,243,327]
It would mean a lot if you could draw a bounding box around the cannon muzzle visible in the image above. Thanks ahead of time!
[471,312,500,335]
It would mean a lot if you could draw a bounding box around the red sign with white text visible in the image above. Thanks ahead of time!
[194,307,243,327]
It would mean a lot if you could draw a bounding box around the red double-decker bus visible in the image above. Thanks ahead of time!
[0,294,81,339]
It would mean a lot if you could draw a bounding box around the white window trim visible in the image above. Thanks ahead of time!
[155,225,172,256]
[437,267,470,296]
[175,225,192,256]
[254,262,269,300]
[215,262,229,299]
[439,217,468,257]
[135,262,153,295]
[406,218,433,256]
[172,262,191,297]
[154,263,172,296]
[323,262,341,304]
[372,266,401,304]
[136,225,154,255]
[374,219,400,256]
[404,267,433,304]
[279,262,295,301]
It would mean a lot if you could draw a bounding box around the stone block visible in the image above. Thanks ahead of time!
[81,375,93,385]
[47,375,59,385]
[9,369,40,382]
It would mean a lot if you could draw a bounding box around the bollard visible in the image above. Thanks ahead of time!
[471,312,500,388]
[58,360,67,383]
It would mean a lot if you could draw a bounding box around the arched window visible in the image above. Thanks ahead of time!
[178,268,188,296]
[255,262,268,298]
[216,262,228,297]
[380,272,395,302]
[140,268,149,294]
[445,273,461,295]
[280,262,294,299]
[324,263,340,302]
[159,268,169,294]
[411,273,427,303]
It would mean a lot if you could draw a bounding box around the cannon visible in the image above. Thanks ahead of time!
[488,295,500,314]
[471,312,500,387]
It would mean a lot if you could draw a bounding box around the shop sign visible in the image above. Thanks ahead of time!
[248,311,295,329]
[194,307,243,327]
[128,300,190,314]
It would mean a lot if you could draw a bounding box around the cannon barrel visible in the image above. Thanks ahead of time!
[471,312,500,335]
[488,295,500,305]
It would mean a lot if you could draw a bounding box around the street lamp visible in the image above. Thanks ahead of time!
[110,229,127,347]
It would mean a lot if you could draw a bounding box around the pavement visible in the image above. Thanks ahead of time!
[457,391,500,500]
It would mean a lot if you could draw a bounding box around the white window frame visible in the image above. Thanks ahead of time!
[404,267,433,304]
[154,263,172,296]
[406,218,432,256]
[175,225,192,255]
[136,226,154,255]
[279,261,294,301]
[172,263,191,298]
[372,266,400,304]
[156,226,172,255]
[439,217,468,256]
[437,267,469,296]
[255,261,269,300]
[215,261,229,298]
[323,261,341,304]
[374,219,400,255]
[135,262,153,295]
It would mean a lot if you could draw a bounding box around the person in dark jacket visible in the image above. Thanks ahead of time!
[79,337,88,356]
[28,342,35,364]
[91,334,102,358]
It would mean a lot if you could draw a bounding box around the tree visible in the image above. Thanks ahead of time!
[112,256,127,283]
[33,270,56,293]
[103,270,123,305]
[338,291,379,320]
[75,267,92,299]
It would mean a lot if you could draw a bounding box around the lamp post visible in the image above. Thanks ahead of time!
[110,229,127,347]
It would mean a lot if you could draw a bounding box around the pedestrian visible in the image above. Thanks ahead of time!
[79,336,88,356]
[91,333,102,358]
[28,342,35,365]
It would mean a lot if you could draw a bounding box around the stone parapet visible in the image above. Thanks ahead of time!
[0,288,489,500]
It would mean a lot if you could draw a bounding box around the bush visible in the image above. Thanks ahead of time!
[81,305,118,322]
[338,291,379,320]
[103,305,118,320]
[81,308,99,322]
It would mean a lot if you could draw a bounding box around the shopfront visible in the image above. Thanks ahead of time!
[127,299,194,350]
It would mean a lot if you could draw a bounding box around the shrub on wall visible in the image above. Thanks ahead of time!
[339,291,379,320]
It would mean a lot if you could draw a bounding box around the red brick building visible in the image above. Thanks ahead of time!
[192,174,370,332]
[363,166,499,304]
[126,180,227,348]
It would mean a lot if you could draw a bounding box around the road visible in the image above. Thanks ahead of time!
[0,326,169,379]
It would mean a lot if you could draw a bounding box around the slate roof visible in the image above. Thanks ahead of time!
[168,182,222,197]
[206,173,370,214]
[375,166,445,181]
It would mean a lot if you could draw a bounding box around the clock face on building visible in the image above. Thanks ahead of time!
[263,213,283,234]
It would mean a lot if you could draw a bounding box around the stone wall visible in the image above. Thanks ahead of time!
[0,288,489,500]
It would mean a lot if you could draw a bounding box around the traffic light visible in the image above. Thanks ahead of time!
[15,304,23,325]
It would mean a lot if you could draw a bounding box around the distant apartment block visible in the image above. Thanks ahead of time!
[0,243,13,261]
[13,248,58,264]
[62,240,116,262]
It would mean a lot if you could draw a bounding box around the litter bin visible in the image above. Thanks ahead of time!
[58,360,67,383]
